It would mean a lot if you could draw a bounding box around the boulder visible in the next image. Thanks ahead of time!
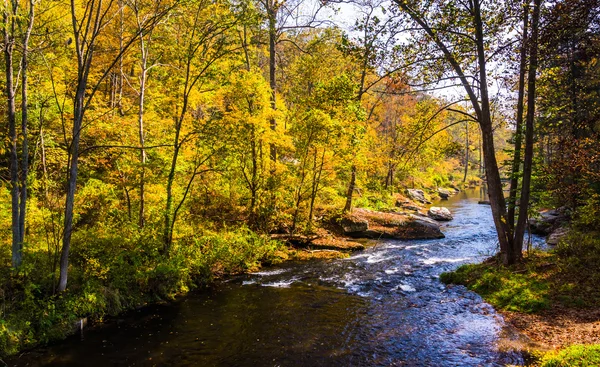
[428,206,453,221]
[547,227,569,246]
[478,200,491,205]
[403,214,446,239]
[403,205,422,212]
[437,188,451,200]
[405,189,432,204]
[336,208,444,240]
[340,217,368,234]
[529,209,569,236]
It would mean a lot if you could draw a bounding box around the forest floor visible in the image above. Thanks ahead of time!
[502,306,600,349]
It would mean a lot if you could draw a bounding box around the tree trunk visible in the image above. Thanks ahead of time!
[508,3,529,231]
[19,0,34,256]
[308,147,326,229]
[58,94,85,292]
[268,0,277,165]
[344,165,357,212]
[463,122,469,183]
[138,36,148,228]
[4,20,22,268]
[473,0,514,264]
[163,133,180,253]
[514,0,541,255]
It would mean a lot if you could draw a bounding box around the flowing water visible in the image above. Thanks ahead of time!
[11,189,544,367]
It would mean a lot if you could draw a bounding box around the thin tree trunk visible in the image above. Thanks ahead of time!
[250,127,258,220]
[508,3,529,231]
[344,165,357,213]
[19,0,34,253]
[59,0,103,291]
[268,0,277,164]
[117,0,124,115]
[59,95,85,292]
[473,0,513,264]
[138,35,148,228]
[308,147,326,229]
[463,122,469,183]
[4,9,22,268]
[163,130,180,252]
[514,0,541,256]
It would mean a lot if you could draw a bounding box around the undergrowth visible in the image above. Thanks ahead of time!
[0,226,287,357]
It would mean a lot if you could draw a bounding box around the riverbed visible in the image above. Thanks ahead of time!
[11,189,543,366]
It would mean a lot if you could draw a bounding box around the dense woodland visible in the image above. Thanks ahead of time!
[0,0,599,358]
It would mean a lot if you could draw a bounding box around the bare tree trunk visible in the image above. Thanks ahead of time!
[514,0,541,255]
[508,3,529,231]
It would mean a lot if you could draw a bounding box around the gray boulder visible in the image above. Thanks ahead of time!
[428,207,453,221]
[405,189,432,204]
[529,209,568,236]
[437,188,451,200]
[547,227,569,246]
[340,217,368,234]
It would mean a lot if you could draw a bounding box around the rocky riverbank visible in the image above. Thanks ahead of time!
[272,188,459,255]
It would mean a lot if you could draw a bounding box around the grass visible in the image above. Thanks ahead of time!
[439,251,554,313]
[538,344,600,367]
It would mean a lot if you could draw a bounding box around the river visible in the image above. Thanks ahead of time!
[11,189,544,366]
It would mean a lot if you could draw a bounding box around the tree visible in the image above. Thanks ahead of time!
[3,0,35,268]
[392,0,541,264]
[57,0,172,291]
[161,0,238,252]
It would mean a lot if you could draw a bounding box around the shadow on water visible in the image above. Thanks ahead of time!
[10,189,545,367]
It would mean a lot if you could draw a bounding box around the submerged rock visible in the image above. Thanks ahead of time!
[428,207,453,221]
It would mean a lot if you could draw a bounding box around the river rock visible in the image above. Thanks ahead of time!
[405,189,432,204]
[428,207,453,221]
[547,227,569,246]
[529,208,568,236]
[437,188,451,200]
[340,217,369,234]
[336,208,444,240]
